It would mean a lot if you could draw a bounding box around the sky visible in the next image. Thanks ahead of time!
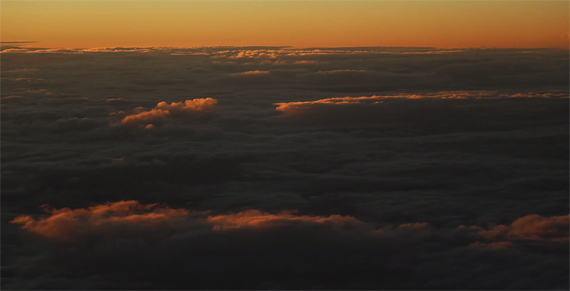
[2,0,569,48]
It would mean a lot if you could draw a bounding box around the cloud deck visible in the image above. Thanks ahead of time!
[1,46,568,289]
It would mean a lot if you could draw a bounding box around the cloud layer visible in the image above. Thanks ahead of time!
[2,46,568,289]
[8,201,569,289]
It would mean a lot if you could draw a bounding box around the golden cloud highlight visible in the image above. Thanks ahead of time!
[115,98,217,127]
[467,214,569,250]
[230,70,271,76]
[207,210,363,231]
[275,96,385,114]
[9,201,190,242]
[10,201,568,253]
[478,214,569,242]
[9,202,368,242]
[274,91,569,116]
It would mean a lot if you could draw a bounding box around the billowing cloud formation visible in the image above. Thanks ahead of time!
[10,202,371,241]
[8,201,568,289]
[116,98,217,127]
[507,214,569,241]
[468,214,569,249]
[9,201,191,242]
[10,201,568,248]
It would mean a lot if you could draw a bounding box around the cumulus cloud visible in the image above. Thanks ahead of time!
[115,98,217,127]
[8,201,569,289]
[11,201,568,248]
[9,201,192,242]
[467,214,569,250]
[9,201,370,241]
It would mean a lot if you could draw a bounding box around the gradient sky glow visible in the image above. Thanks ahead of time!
[2,1,569,49]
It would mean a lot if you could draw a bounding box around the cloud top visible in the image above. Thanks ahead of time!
[9,201,191,242]
[472,214,569,244]
[11,201,568,250]
[116,98,217,127]
[275,91,569,113]
[208,210,363,231]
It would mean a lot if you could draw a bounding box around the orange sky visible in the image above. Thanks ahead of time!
[2,1,568,49]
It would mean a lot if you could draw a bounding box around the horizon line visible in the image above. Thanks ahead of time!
[2,43,569,50]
